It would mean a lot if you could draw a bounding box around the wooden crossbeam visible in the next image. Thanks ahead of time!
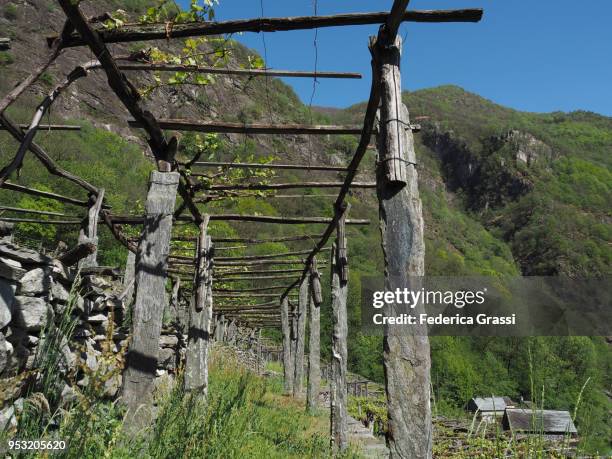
[213,286,293,293]
[195,181,376,191]
[51,9,484,47]
[215,293,295,298]
[110,214,369,225]
[216,248,330,262]
[0,206,74,217]
[173,234,323,244]
[0,217,82,225]
[129,119,420,135]
[214,260,309,267]
[0,124,81,131]
[213,274,298,281]
[113,63,362,79]
[189,161,350,172]
[215,268,305,276]
[1,182,91,207]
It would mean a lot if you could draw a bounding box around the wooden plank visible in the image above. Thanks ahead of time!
[52,9,484,47]
[114,63,362,79]
[122,171,180,423]
[213,274,298,281]
[213,286,293,293]
[215,268,305,277]
[190,161,350,172]
[0,217,82,225]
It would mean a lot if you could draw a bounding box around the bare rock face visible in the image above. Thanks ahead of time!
[19,268,51,296]
[13,296,51,332]
[0,278,16,329]
[0,332,14,374]
[0,257,26,281]
[0,243,53,265]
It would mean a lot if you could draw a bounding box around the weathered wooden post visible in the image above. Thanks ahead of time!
[122,172,179,422]
[371,31,432,458]
[122,249,136,304]
[185,216,213,393]
[330,204,350,451]
[280,296,294,393]
[306,264,322,412]
[293,277,309,396]
[78,189,104,268]
[289,301,298,387]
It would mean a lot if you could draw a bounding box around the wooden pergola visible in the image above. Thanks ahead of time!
[0,1,482,456]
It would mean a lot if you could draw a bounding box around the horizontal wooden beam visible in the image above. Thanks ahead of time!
[196,181,376,191]
[0,124,81,131]
[0,217,81,225]
[214,260,309,267]
[215,268,305,277]
[214,293,296,298]
[189,161,350,172]
[213,274,299,281]
[216,248,330,262]
[114,63,362,79]
[173,233,324,244]
[0,206,74,217]
[130,119,362,135]
[1,182,91,207]
[213,286,293,293]
[130,119,420,135]
[111,214,369,225]
[51,9,484,47]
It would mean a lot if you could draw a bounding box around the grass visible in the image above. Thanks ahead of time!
[2,346,348,458]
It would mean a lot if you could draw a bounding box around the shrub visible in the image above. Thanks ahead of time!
[3,2,18,20]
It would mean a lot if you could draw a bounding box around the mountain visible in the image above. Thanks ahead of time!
[1,0,610,453]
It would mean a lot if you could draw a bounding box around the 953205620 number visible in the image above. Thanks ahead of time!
[8,440,67,450]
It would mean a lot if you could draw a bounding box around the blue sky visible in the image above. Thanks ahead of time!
[179,1,612,116]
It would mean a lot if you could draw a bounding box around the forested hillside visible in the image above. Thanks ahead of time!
[1,0,610,453]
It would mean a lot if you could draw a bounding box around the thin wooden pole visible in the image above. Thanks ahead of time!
[52,9,484,47]
[189,161,350,172]
[196,181,376,191]
[0,124,81,131]
[114,63,362,79]
[1,182,91,207]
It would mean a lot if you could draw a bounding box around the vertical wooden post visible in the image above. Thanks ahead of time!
[215,314,225,342]
[185,216,213,393]
[372,34,432,459]
[280,296,294,393]
[306,278,320,412]
[78,188,105,268]
[289,301,298,388]
[122,172,179,421]
[293,277,309,396]
[330,232,349,451]
[122,249,136,304]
